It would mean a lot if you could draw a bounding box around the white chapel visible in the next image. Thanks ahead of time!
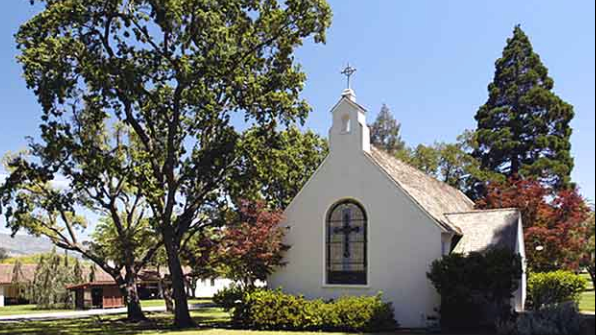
[268,83,526,328]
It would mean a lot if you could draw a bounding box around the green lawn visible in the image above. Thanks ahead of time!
[0,305,70,317]
[0,299,211,317]
[140,299,212,309]
[0,308,402,335]
[0,307,484,335]
[580,273,595,312]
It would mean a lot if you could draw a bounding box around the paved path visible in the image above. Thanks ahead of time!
[0,304,213,323]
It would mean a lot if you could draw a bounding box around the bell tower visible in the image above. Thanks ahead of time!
[328,64,370,155]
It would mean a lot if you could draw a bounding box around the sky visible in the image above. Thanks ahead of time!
[0,1,594,234]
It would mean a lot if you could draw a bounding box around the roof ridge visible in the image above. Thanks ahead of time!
[365,146,476,234]
[370,146,475,204]
[445,208,520,216]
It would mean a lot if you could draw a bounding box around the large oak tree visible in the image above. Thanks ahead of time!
[11,0,331,327]
[1,122,161,322]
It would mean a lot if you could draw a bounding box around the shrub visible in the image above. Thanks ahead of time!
[497,302,581,335]
[213,283,245,312]
[527,271,587,309]
[427,248,523,330]
[328,294,398,332]
[220,289,398,333]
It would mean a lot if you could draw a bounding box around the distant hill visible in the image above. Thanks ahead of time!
[0,233,55,257]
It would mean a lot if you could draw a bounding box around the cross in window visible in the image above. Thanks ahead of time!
[333,208,361,259]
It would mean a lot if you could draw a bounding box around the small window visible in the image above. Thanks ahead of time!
[341,114,351,133]
[326,200,367,285]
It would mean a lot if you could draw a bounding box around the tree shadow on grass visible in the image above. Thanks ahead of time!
[0,308,231,335]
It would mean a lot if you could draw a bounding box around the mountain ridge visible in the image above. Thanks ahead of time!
[0,233,55,257]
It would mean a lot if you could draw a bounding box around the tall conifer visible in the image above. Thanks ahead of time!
[371,104,406,155]
[474,26,575,190]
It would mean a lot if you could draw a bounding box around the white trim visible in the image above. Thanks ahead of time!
[0,285,4,307]
[329,96,368,115]
[321,197,371,288]
[322,285,370,289]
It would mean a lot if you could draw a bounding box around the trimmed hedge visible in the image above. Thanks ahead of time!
[527,271,587,309]
[214,288,398,333]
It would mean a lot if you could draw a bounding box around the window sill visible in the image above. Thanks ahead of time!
[322,284,370,289]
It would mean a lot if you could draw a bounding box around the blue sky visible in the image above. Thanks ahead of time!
[0,1,594,234]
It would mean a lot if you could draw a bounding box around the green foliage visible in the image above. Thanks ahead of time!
[497,302,582,335]
[527,271,587,309]
[219,289,397,333]
[232,126,328,210]
[402,144,441,177]
[28,249,84,309]
[427,249,523,330]
[580,211,595,287]
[473,26,575,191]
[397,130,503,198]
[11,0,332,326]
[213,284,246,312]
[370,104,406,155]
[1,252,84,265]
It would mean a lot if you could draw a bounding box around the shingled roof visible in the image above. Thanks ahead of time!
[0,263,113,285]
[1,262,192,286]
[366,146,475,233]
[446,209,521,254]
[0,264,36,285]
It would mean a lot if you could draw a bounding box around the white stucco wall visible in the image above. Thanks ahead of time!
[268,96,445,328]
[513,215,527,311]
[194,278,234,298]
[0,285,5,307]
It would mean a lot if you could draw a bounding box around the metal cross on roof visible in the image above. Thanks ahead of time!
[341,63,357,89]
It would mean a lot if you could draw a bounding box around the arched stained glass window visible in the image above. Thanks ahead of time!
[326,200,367,285]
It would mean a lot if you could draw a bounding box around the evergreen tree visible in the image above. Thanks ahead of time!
[0,248,8,262]
[473,26,575,191]
[73,259,84,285]
[371,104,406,155]
[11,260,28,303]
[89,264,97,283]
[29,248,78,309]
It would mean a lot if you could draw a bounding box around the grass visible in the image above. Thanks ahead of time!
[0,305,485,335]
[140,299,212,309]
[0,299,211,317]
[0,305,70,317]
[580,273,595,312]
[1,278,592,335]
[0,308,407,335]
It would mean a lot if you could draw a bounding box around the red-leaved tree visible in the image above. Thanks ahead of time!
[219,200,289,289]
[477,178,590,272]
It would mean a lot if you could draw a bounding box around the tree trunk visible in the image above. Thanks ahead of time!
[123,272,146,322]
[163,228,194,328]
[159,275,174,313]
[588,265,595,290]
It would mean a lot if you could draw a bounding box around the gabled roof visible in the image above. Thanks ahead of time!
[0,263,113,285]
[0,264,36,285]
[329,96,368,114]
[446,208,521,254]
[366,146,475,233]
[1,263,191,286]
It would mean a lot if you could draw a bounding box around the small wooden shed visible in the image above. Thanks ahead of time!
[67,282,125,310]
